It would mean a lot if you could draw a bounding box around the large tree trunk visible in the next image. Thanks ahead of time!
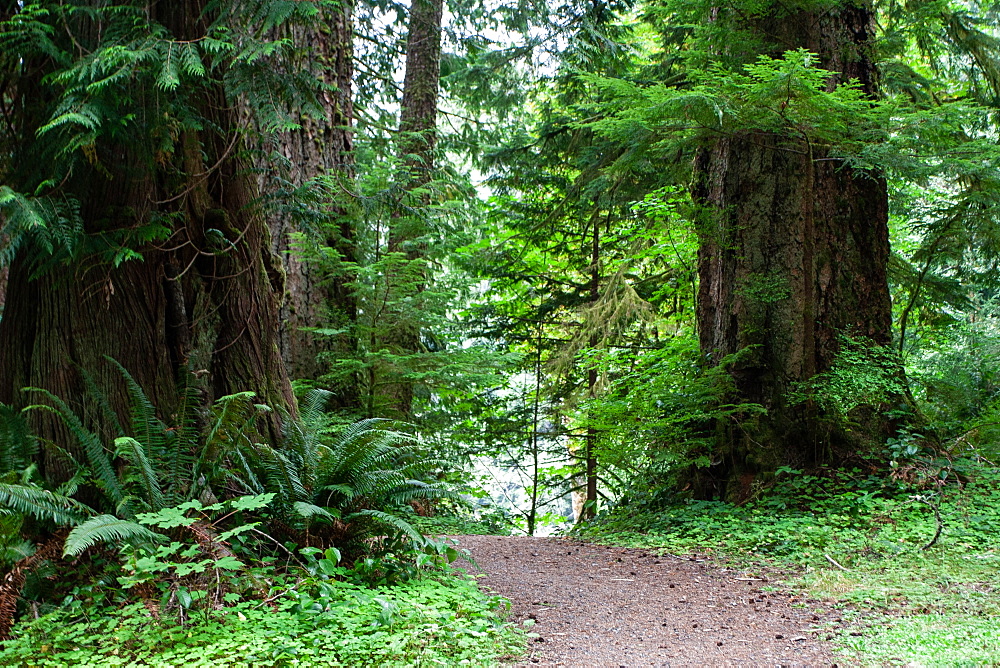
[692,1,893,500]
[0,2,294,483]
[268,3,358,399]
[382,0,444,419]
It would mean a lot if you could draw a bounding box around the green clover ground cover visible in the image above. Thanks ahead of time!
[0,573,523,667]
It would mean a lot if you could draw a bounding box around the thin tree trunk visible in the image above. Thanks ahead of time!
[692,1,893,500]
[584,213,601,519]
[382,0,444,419]
[528,328,543,535]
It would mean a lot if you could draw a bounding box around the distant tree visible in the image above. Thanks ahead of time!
[381,0,445,419]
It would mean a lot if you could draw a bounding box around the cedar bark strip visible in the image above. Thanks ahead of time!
[693,1,893,499]
[0,2,294,481]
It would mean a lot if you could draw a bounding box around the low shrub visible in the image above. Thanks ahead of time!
[0,565,522,667]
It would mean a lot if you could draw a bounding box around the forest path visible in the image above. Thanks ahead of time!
[455,535,842,667]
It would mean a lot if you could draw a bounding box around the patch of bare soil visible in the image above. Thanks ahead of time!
[456,535,843,667]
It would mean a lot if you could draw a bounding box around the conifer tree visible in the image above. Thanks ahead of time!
[382,0,445,419]
[0,1,316,480]
[266,0,358,401]
[688,1,894,498]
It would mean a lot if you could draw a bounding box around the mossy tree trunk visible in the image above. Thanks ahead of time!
[0,1,294,483]
[692,1,894,500]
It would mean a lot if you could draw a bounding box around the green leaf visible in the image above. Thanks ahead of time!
[216,523,259,542]
[214,556,244,571]
[63,515,162,557]
[229,493,274,511]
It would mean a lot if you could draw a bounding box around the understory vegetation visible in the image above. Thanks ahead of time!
[0,563,517,667]
[0,381,522,665]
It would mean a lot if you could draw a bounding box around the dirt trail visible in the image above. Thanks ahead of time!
[456,535,842,667]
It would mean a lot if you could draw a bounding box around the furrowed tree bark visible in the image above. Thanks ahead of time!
[0,1,294,484]
[0,265,7,318]
[267,2,358,403]
[382,0,444,419]
[692,1,894,500]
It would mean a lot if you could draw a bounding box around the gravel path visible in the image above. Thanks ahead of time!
[455,535,842,667]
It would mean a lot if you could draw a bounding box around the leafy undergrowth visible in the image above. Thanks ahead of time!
[411,515,512,537]
[0,572,522,667]
[581,462,1000,666]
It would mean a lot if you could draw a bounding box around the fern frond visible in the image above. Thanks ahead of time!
[170,372,206,506]
[292,501,337,522]
[63,514,162,557]
[228,445,264,496]
[0,484,91,526]
[349,509,423,542]
[55,468,86,499]
[114,494,144,519]
[348,469,406,501]
[383,482,462,508]
[76,366,124,437]
[317,483,355,499]
[299,389,332,429]
[205,393,265,456]
[396,458,451,478]
[105,357,170,465]
[115,437,165,511]
[26,389,124,507]
[0,405,38,474]
[252,443,308,508]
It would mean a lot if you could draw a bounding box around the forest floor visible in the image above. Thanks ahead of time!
[456,534,845,667]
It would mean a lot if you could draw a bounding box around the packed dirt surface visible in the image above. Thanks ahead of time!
[455,535,843,667]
